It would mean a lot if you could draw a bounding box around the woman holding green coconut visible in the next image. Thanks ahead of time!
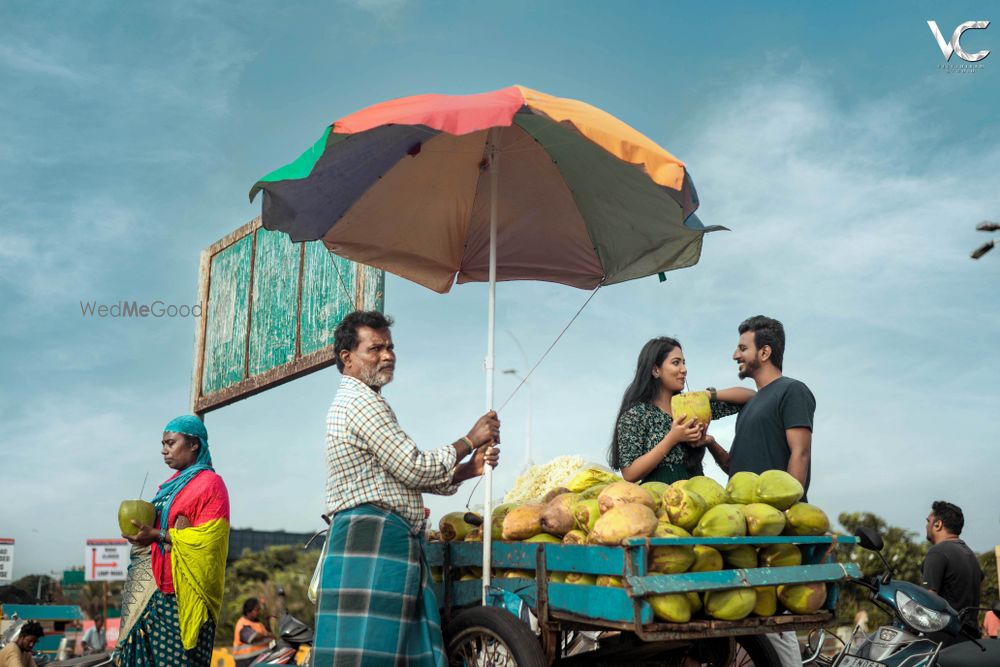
[116,415,230,667]
[608,337,753,485]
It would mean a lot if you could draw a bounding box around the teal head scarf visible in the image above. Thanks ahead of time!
[151,415,214,542]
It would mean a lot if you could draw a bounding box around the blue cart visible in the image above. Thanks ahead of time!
[426,534,862,666]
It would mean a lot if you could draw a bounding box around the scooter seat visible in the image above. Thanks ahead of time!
[937,637,1000,667]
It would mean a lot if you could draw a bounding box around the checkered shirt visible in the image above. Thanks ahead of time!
[326,375,460,531]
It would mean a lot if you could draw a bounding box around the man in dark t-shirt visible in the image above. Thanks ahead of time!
[724,315,815,495]
[922,500,983,632]
[722,315,815,667]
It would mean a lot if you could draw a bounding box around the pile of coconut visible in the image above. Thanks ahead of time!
[433,467,835,624]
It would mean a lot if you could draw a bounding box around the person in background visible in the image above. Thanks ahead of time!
[922,500,983,639]
[982,610,1000,639]
[233,597,274,648]
[81,613,106,654]
[608,336,754,484]
[0,620,44,667]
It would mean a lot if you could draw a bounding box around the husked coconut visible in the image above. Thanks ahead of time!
[598,481,657,514]
[588,504,658,545]
[540,492,579,537]
[501,504,544,540]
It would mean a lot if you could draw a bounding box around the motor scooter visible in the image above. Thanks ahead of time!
[248,587,313,665]
[831,526,1000,667]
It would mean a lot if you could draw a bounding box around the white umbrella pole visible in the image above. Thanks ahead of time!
[482,128,499,604]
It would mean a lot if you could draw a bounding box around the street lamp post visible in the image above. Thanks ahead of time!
[502,368,533,470]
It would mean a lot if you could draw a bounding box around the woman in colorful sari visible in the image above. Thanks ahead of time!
[116,415,230,667]
[608,337,755,484]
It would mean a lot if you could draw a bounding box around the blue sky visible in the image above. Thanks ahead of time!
[1,1,997,579]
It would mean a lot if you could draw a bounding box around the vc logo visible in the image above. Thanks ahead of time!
[927,20,990,62]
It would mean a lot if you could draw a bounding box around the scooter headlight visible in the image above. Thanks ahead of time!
[895,590,950,633]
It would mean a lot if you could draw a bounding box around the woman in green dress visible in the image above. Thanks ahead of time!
[608,337,754,485]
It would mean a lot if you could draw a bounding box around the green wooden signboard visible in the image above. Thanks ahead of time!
[191,217,383,414]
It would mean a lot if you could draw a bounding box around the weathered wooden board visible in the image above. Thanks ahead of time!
[192,217,384,414]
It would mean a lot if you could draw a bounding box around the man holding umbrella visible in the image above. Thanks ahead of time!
[317,310,500,666]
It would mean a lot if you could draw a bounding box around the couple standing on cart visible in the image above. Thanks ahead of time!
[315,311,814,667]
[608,314,815,667]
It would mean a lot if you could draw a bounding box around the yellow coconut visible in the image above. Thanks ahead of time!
[440,512,476,542]
[670,391,712,425]
[663,484,708,531]
[694,504,747,540]
[705,588,757,621]
[654,522,692,538]
[753,586,778,617]
[566,468,620,493]
[574,498,601,533]
[464,527,483,542]
[686,591,703,614]
[491,503,518,540]
[562,529,587,545]
[588,504,658,546]
[501,504,544,541]
[725,471,760,504]
[650,522,695,574]
[524,533,562,544]
[754,470,804,510]
[778,583,827,614]
[741,503,787,536]
[640,481,670,504]
[430,567,443,583]
[504,570,535,580]
[540,492,580,537]
[118,499,156,537]
[549,571,567,583]
[758,543,802,568]
[564,572,597,585]
[598,481,657,514]
[684,476,730,508]
[722,544,758,569]
[690,545,724,572]
[785,503,830,536]
[650,593,692,623]
[579,483,611,500]
[595,575,623,587]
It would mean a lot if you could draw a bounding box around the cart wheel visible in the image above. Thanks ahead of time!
[444,606,547,667]
[725,635,781,667]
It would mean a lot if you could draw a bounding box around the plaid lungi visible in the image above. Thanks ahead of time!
[313,504,447,667]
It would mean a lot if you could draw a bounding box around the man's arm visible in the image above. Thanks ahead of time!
[347,398,459,489]
[785,427,811,488]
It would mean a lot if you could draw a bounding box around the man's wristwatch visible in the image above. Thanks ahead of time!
[706,387,717,402]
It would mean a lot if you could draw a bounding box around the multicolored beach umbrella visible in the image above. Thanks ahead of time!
[250,85,722,601]
[250,84,719,294]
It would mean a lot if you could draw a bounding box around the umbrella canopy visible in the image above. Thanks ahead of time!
[250,85,722,604]
[250,85,719,294]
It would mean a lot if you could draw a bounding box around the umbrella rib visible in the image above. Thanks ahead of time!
[496,284,603,412]
[326,248,358,311]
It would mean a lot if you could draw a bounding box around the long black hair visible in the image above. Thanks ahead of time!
[608,337,679,469]
[607,337,705,475]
